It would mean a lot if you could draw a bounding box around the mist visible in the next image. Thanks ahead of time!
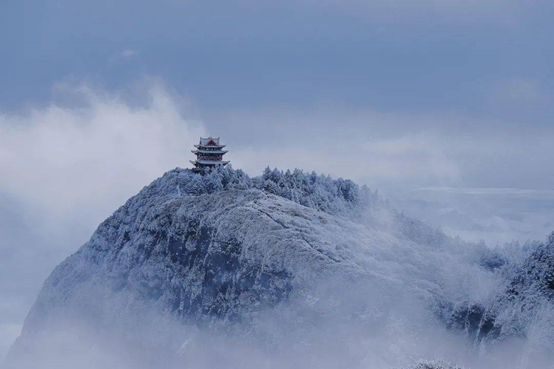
[3,271,550,369]
[1,81,553,367]
[0,81,206,361]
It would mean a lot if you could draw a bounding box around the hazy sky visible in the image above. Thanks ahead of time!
[1,0,554,361]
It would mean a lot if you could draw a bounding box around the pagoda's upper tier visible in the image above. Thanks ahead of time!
[192,149,228,154]
[196,137,225,148]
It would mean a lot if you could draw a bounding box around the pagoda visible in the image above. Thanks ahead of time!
[190,137,230,172]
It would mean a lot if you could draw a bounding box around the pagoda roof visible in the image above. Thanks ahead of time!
[192,149,228,154]
[194,144,226,149]
[198,137,224,146]
[190,160,230,165]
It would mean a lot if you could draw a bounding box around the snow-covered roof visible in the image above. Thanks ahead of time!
[199,137,221,146]
[190,160,230,165]
[192,149,228,155]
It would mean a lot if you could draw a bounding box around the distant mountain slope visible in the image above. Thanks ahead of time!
[486,233,554,350]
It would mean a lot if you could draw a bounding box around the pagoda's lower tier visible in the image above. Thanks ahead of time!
[190,160,230,172]
[190,160,230,165]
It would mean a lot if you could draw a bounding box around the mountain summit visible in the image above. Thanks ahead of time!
[4,168,554,369]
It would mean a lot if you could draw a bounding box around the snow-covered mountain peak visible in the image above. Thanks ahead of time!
[4,168,553,369]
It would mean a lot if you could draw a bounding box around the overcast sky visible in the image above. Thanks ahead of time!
[1,0,554,361]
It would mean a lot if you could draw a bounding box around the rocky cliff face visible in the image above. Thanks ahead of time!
[20,168,383,328]
[4,168,553,368]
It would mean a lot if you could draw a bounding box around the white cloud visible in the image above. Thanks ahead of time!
[120,49,137,58]
[0,81,205,235]
[233,133,461,186]
[415,187,554,200]
[397,186,554,245]
[217,105,470,187]
[0,82,206,361]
